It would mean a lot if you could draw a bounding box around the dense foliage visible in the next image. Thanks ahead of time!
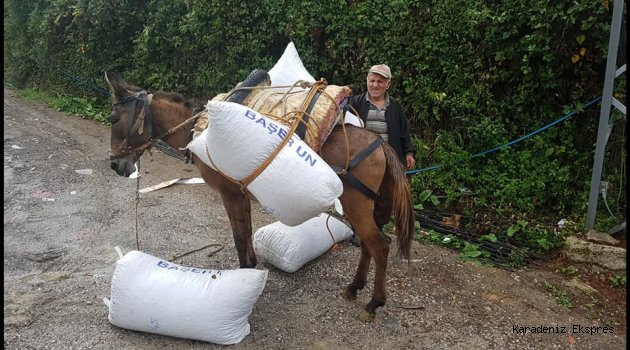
[5,0,626,240]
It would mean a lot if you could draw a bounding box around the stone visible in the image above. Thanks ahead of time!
[564,236,626,271]
[585,229,620,246]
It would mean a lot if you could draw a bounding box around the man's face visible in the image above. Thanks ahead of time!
[367,73,391,100]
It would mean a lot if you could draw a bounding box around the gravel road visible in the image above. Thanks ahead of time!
[3,88,626,349]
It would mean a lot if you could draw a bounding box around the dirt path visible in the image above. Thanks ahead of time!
[3,88,626,349]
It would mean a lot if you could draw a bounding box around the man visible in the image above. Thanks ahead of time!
[349,64,416,169]
[347,64,416,246]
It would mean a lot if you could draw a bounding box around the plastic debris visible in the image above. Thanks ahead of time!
[75,169,93,175]
[557,218,567,229]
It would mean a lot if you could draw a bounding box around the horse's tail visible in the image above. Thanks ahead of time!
[382,143,415,259]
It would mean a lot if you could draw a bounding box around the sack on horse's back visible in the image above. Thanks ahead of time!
[195,41,351,152]
[187,101,343,226]
[244,83,351,152]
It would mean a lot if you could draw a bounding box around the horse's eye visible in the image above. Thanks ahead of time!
[108,112,120,124]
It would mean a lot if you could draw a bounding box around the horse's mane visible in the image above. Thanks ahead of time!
[153,91,193,110]
[117,79,193,110]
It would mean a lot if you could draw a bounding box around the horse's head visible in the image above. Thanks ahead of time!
[105,71,154,177]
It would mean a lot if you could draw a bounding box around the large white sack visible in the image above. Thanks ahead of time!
[268,42,315,91]
[187,101,343,226]
[253,213,353,273]
[103,248,268,345]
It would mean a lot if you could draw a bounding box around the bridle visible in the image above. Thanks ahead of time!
[109,90,200,162]
[109,90,155,160]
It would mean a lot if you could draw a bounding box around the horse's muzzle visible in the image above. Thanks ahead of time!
[110,156,137,177]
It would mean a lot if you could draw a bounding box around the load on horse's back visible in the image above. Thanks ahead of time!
[105,61,414,321]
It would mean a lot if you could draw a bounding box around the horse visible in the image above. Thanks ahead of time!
[105,71,415,321]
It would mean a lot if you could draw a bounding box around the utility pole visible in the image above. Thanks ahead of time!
[585,0,626,230]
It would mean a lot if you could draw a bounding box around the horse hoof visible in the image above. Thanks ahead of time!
[358,309,376,322]
[343,288,357,301]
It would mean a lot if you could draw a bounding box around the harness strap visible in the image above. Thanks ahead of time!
[330,136,384,200]
[296,90,321,140]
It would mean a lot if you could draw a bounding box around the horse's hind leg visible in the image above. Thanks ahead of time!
[343,195,390,321]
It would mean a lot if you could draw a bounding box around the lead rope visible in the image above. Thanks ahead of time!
[134,159,141,250]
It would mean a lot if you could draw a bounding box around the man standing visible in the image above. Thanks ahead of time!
[349,64,416,169]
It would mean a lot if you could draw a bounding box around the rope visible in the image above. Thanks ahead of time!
[170,243,225,261]
[240,80,328,189]
[58,69,110,96]
[324,214,339,252]
[405,96,603,175]
[134,159,141,250]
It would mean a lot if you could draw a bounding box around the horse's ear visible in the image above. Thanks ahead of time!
[104,71,129,98]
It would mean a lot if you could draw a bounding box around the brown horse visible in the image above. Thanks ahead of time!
[105,71,414,321]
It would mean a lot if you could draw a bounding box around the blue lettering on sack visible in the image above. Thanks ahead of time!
[156,260,222,276]
[296,145,317,166]
[242,109,320,167]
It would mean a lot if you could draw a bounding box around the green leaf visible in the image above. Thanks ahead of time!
[507,226,519,237]
[480,233,497,242]
[537,238,553,250]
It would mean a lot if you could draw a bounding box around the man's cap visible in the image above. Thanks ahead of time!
[368,64,392,79]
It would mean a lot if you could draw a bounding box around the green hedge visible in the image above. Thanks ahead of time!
[4,0,625,226]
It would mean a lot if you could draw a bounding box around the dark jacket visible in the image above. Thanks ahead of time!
[349,92,415,160]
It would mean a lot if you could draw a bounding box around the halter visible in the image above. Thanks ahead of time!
[110,91,155,159]
[110,91,198,162]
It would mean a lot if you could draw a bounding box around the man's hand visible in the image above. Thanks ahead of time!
[405,154,416,169]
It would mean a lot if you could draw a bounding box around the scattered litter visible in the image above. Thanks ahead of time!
[75,169,93,175]
[42,198,56,202]
[11,145,23,149]
[32,191,54,199]
[557,218,567,228]
[128,162,140,179]
[139,177,205,193]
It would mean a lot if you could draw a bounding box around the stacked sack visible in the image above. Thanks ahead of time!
[187,101,343,226]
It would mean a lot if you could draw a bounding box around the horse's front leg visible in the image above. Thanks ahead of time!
[219,188,256,268]
[196,160,257,268]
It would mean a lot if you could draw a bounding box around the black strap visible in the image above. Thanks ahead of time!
[295,91,321,140]
[330,136,385,200]
[348,136,384,169]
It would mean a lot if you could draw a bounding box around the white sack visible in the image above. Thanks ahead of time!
[344,110,364,127]
[253,213,353,273]
[187,101,343,226]
[103,249,268,345]
[268,42,315,91]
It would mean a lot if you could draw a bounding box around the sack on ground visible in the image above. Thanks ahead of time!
[253,214,353,273]
[103,248,268,345]
[187,101,343,226]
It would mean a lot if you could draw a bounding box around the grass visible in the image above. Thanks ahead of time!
[544,282,574,309]
[12,87,110,124]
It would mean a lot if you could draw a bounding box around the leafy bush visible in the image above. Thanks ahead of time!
[4,0,625,238]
